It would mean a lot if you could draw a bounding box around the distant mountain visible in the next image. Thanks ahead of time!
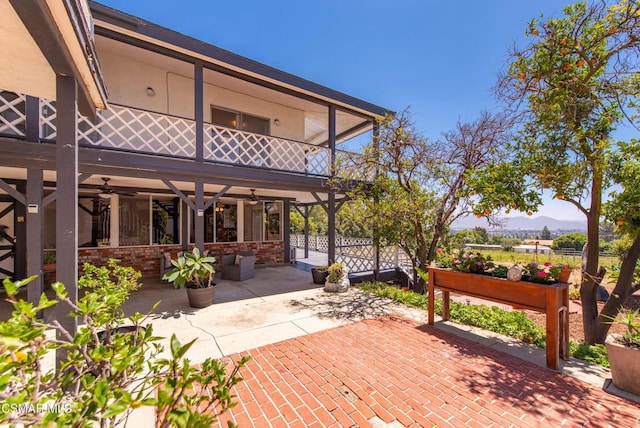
[452,215,587,231]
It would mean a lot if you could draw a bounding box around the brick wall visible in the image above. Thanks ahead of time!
[77,241,285,277]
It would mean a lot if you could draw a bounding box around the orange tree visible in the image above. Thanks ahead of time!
[604,140,640,322]
[467,0,640,343]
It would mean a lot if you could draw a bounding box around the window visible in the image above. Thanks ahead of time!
[243,201,283,242]
[119,197,150,246]
[43,197,111,249]
[211,107,270,167]
[153,198,179,244]
[190,202,237,243]
[265,202,282,241]
[211,107,269,135]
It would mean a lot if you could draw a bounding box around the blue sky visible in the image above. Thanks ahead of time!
[97,0,602,221]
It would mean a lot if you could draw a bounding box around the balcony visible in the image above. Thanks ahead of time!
[0,91,341,177]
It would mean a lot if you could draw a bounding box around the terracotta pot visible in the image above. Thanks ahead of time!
[186,285,216,308]
[557,268,572,283]
[43,263,56,286]
[605,335,640,396]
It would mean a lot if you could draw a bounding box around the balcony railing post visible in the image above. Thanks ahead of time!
[304,205,310,259]
[25,96,40,142]
[194,61,204,162]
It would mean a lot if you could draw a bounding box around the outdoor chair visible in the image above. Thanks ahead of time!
[160,251,183,282]
[221,251,256,281]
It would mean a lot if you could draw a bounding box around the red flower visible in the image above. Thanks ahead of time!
[537,271,547,278]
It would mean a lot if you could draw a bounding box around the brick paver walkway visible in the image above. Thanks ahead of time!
[214,315,639,427]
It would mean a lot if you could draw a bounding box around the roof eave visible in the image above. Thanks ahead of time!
[89,1,392,119]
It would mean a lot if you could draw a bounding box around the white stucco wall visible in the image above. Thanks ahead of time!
[98,51,305,142]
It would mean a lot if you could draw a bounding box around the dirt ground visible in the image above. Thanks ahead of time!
[526,286,640,343]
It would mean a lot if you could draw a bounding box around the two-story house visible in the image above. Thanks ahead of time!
[0,1,390,310]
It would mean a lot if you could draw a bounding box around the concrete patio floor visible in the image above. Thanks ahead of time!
[121,265,350,361]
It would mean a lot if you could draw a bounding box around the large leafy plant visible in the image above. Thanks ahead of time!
[0,261,248,427]
[163,248,216,289]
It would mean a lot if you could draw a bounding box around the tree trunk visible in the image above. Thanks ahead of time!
[411,221,429,294]
[592,233,640,342]
[581,172,603,344]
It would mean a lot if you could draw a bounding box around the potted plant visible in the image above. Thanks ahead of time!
[605,308,640,395]
[43,251,56,286]
[162,248,217,308]
[324,262,348,293]
[550,263,573,283]
[311,266,329,284]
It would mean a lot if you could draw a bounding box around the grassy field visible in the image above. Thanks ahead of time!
[477,249,619,268]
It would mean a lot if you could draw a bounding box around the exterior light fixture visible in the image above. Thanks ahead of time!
[249,189,259,205]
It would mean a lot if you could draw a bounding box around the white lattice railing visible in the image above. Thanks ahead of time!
[1,90,352,177]
[42,101,197,158]
[290,234,410,274]
[0,91,26,137]
[205,123,331,175]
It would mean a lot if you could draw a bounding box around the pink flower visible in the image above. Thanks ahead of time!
[476,261,483,266]
[544,262,552,267]
[537,271,547,278]
[436,248,443,254]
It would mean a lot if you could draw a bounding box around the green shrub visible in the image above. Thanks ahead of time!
[0,261,249,427]
[569,342,609,367]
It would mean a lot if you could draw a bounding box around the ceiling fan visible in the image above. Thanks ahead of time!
[98,177,137,199]
[249,189,259,205]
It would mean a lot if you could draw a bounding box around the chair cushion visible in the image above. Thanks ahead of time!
[163,253,172,268]
[234,254,244,265]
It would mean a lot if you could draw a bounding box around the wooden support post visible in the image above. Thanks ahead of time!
[304,205,310,259]
[194,180,204,253]
[13,181,26,280]
[26,169,43,305]
[328,193,336,264]
[181,200,189,252]
[283,200,291,263]
[54,76,79,366]
[194,61,204,162]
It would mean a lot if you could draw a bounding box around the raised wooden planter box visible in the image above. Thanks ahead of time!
[427,267,569,370]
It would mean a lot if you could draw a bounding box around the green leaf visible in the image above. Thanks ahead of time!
[170,334,195,359]
[2,278,17,296]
